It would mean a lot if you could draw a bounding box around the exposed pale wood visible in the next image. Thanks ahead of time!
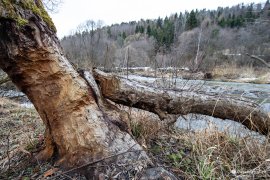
[94,69,270,135]
[0,1,150,174]
[1,1,269,177]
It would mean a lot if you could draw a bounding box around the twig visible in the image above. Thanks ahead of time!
[6,131,11,171]
[47,165,73,180]
[211,96,220,117]
[242,98,269,127]
[49,145,143,179]
[246,53,270,69]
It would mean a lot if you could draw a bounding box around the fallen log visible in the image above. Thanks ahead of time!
[94,69,270,135]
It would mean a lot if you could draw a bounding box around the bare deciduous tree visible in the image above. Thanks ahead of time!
[43,0,63,13]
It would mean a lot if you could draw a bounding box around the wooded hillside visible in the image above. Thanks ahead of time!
[61,1,270,71]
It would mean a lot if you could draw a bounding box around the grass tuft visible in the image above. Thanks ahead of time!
[148,129,270,179]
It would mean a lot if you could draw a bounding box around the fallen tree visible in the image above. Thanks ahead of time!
[94,70,270,135]
[0,0,269,177]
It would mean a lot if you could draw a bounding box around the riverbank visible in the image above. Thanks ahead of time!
[0,69,270,179]
[114,66,270,84]
[1,97,270,179]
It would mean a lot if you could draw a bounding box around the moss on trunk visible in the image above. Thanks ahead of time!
[0,0,56,31]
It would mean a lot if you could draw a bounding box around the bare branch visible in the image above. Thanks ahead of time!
[246,53,270,68]
[42,0,63,13]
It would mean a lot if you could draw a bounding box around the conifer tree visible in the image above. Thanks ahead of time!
[186,10,198,30]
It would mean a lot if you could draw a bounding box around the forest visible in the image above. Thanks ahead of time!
[61,0,270,75]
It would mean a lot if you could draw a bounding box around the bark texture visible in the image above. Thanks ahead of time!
[0,1,149,173]
[1,1,270,177]
[94,69,270,135]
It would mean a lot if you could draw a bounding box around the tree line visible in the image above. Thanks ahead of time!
[61,0,270,71]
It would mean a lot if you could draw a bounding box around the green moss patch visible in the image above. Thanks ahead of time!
[0,0,56,32]
[19,0,56,32]
[16,16,29,26]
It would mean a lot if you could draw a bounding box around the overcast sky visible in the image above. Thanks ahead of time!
[49,0,265,38]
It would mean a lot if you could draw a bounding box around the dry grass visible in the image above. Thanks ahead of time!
[147,129,270,179]
[0,98,44,157]
[250,72,270,84]
[121,106,162,144]
[212,63,255,79]
[212,63,269,83]
[0,98,45,179]
[124,106,270,179]
[1,98,270,179]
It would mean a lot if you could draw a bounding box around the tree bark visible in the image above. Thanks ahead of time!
[94,69,270,135]
[0,1,150,175]
[0,1,269,177]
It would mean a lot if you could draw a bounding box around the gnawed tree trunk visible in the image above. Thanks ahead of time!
[0,1,150,176]
[94,69,270,135]
[0,1,269,177]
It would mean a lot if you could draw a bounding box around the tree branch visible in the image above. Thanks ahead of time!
[246,53,270,68]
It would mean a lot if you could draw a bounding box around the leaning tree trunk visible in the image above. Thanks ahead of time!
[1,1,270,177]
[0,1,150,175]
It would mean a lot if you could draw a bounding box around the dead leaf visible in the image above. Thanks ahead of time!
[43,168,59,178]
